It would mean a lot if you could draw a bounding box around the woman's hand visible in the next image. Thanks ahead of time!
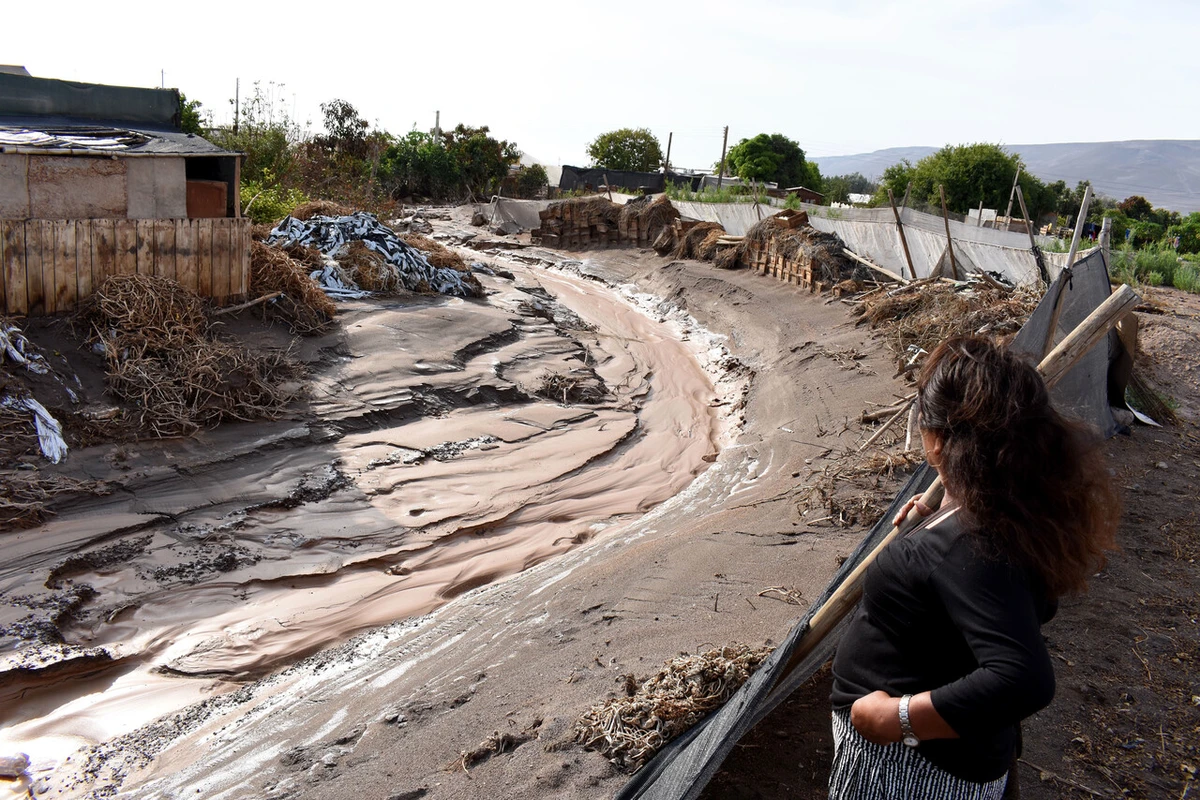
[850,690,902,745]
[893,494,934,526]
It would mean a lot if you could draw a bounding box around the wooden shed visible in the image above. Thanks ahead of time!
[0,72,249,317]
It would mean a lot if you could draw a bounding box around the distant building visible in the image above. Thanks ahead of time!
[847,192,872,205]
[782,186,825,205]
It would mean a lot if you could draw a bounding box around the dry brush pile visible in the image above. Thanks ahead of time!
[81,275,303,437]
[250,241,339,334]
[854,278,1040,367]
[575,644,772,770]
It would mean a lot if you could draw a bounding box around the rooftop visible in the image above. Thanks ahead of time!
[0,116,234,157]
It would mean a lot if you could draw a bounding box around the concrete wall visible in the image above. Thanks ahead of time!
[0,153,187,219]
[0,154,28,217]
[126,158,186,218]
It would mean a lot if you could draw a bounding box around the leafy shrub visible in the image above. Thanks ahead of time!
[241,174,309,225]
[1172,263,1200,293]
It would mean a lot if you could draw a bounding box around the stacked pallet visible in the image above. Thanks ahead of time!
[533,198,623,249]
[533,195,680,251]
[742,209,862,295]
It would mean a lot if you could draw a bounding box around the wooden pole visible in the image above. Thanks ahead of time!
[1099,216,1112,265]
[1015,185,1050,284]
[664,131,673,176]
[900,181,912,210]
[777,282,1140,680]
[842,248,908,284]
[939,184,959,281]
[716,125,729,191]
[1004,166,1020,231]
[888,188,917,280]
[1040,185,1094,355]
[1064,183,1094,272]
[977,200,984,228]
[603,173,613,202]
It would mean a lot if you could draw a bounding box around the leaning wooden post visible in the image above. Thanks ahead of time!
[1064,183,1093,272]
[939,184,959,281]
[1015,185,1050,285]
[1099,216,1112,265]
[1039,184,1094,355]
[888,188,917,281]
[777,283,1140,681]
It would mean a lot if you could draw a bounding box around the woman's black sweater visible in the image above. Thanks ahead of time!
[830,508,1058,782]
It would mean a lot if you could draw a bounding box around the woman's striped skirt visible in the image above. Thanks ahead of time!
[828,709,1009,800]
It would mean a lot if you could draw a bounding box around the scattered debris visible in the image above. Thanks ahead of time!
[269,213,482,298]
[290,200,353,221]
[674,222,725,261]
[400,234,468,272]
[854,278,1039,368]
[757,586,807,606]
[0,752,29,779]
[575,643,772,770]
[80,275,303,437]
[534,369,608,405]
[249,241,339,334]
[451,722,541,772]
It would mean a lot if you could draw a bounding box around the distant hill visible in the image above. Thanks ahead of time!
[812,141,1200,214]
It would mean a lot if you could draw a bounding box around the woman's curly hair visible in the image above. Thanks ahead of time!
[917,337,1120,597]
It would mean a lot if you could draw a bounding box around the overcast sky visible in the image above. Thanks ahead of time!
[8,0,1197,172]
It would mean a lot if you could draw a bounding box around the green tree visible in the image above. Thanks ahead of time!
[871,143,1058,218]
[1167,212,1200,253]
[824,173,877,205]
[586,128,664,172]
[208,81,301,186]
[379,129,461,199]
[444,124,521,198]
[512,164,548,199]
[722,133,816,189]
[179,93,205,135]
[1118,195,1155,221]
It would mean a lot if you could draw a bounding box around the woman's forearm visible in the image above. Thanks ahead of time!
[849,690,960,745]
[909,691,959,740]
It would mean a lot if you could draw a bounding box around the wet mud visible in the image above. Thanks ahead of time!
[0,241,736,785]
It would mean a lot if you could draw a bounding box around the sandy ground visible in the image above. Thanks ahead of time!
[2,212,1195,799]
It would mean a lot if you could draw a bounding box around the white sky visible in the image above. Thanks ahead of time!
[8,0,1197,171]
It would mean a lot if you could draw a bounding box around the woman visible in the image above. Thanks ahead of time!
[829,336,1119,799]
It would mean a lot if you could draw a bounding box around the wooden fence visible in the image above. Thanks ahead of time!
[0,217,250,316]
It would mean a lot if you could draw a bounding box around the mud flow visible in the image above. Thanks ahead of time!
[0,251,729,777]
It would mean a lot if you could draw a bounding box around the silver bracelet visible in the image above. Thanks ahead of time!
[899,694,920,747]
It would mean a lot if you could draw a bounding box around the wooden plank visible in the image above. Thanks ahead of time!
[54,220,77,312]
[211,219,231,302]
[22,222,42,316]
[236,220,249,298]
[0,221,5,314]
[75,220,93,305]
[176,219,197,293]
[92,218,116,291]
[135,219,155,276]
[154,219,176,281]
[1,221,26,317]
[114,220,137,276]
[196,218,213,298]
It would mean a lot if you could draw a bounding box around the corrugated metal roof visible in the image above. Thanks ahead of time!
[0,116,235,157]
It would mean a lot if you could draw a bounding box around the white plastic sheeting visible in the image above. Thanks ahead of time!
[1,322,50,375]
[269,214,476,297]
[671,201,774,236]
[1,396,68,463]
[674,200,1098,286]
